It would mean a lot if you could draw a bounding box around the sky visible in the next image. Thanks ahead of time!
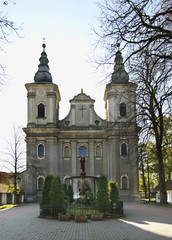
[0,0,114,171]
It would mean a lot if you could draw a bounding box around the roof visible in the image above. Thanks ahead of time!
[34,44,53,83]
[0,172,12,184]
[154,180,172,191]
[70,89,95,103]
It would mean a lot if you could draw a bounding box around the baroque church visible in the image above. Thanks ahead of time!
[22,43,139,202]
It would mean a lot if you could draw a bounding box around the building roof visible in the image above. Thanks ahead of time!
[0,172,12,184]
[34,43,53,83]
[111,50,129,84]
[154,180,172,191]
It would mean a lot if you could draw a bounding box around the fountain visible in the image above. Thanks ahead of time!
[65,157,97,199]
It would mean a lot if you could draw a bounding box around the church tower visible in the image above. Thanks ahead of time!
[23,44,61,202]
[22,44,139,202]
[104,49,139,201]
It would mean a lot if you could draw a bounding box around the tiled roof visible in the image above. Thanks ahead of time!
[154,180,172,191]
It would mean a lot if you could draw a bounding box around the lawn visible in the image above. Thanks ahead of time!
[0,204,18,210]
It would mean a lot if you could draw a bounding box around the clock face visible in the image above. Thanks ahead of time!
[79,146,86,157]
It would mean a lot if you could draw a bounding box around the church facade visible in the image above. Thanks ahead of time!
[22,44,139,202]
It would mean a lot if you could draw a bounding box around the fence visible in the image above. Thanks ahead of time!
[40,201,123,218]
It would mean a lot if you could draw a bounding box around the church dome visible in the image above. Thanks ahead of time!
[111,50,129,83]
[34,43,53,83]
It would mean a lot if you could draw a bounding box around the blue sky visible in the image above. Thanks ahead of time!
[0,0,114,171]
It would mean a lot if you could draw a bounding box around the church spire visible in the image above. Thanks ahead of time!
[111,45,129,84]
[34,42,53,83]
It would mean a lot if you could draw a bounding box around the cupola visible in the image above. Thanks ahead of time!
[34,43,53,83]
[111,48,129,83]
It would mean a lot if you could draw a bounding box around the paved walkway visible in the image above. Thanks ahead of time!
[0,202,172,240]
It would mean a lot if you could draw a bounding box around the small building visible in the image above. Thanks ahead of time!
[154,180,172,203]
[0,172,24,204]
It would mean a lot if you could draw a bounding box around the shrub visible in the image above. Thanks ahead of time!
[41,175,54,205]
[96,176,109,213]
[68,185,74,203]
[108,179,119,204]
[50,177,65,205]
[62,184,69,203]
[49,177,66,215]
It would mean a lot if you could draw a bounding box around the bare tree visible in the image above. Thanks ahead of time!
[0,125,26,203]
[130,49,171,204]
[0,1,21,90]
[94,0,172,64]
[93,0,172,204]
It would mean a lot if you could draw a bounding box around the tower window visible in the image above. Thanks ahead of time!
[121,143,127,155]
[38,103,45,118]
[38,144,44,157]
[120,103,126,117]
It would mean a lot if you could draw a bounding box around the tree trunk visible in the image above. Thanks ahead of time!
[157,142,167,205]
[140,155,147,199]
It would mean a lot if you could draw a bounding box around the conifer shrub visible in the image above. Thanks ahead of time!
[49,177,66,216]
[68,185,74,203]
[62,184,69,203]
[108,179,119,204]
[96,176,109,213]
[108,179,119,213]
[41,175,54,204]
[41,175,54,216]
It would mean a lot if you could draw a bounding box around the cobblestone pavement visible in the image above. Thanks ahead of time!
[0,202,172,240]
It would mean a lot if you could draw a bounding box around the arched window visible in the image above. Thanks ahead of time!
[121,143,127,155]
[96,146,101,157]
[38,144,44,157]
[64,146,70,157]
[122,176,128,190]
[79,146,86,157]
[38,103,45,118]
[120,103,126,117]
[37,177,44,190]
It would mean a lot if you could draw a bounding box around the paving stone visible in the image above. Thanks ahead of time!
[0,203,172,240]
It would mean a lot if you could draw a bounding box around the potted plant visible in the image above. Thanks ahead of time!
[75,212,88,223]
[58,213,71,221]
[91,212,104,221]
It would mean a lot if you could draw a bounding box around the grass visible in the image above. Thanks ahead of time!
[145,202,172,208]
[0,204,18,210]
[140,200,172,208]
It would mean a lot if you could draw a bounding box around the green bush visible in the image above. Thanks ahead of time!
[62,184,69,203]
[108,179,119,204]
[96,176,110,213]
[68,185,74,203]
[49,177,66,215]
[41,175,54,204]
[50,177,65,205]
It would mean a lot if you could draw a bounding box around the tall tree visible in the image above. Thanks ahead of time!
[0,1,21,89]
[94,0,172,63]
[130,50,171,204]
[138,143,148,199]
[0,125,26,203]
[94,0,172,205]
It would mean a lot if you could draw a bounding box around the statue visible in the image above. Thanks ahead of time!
[80,157,85,173]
